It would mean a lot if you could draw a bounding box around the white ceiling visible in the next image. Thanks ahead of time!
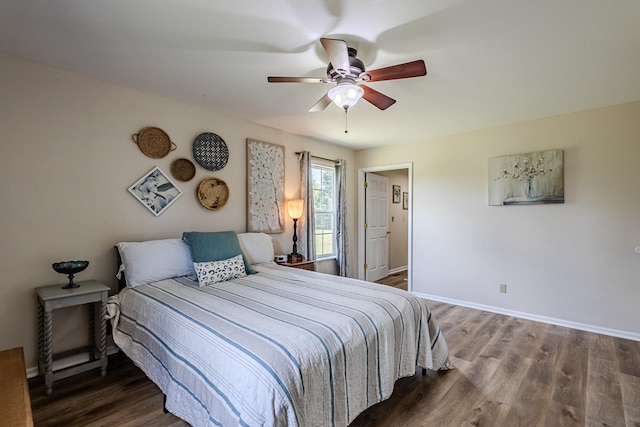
[1,0,639,149]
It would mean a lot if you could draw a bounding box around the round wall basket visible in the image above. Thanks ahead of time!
[197,177,229,210]
[170,158,196,181]
[132,127,176,158]
[193,132,229,171]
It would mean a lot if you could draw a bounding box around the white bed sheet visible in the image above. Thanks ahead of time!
[109,262,450,426]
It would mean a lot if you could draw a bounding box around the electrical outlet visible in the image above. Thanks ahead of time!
[500,283,507,293]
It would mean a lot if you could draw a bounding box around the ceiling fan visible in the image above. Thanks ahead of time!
[267,38,427,113]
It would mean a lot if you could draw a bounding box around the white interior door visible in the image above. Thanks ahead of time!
[365,173,389,282]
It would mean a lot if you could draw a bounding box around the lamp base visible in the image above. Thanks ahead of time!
[287,253,303,263]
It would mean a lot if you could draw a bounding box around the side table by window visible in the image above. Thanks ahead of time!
[35,280,109,395]
[278,258,316,271]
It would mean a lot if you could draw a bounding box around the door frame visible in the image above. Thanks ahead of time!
[357,163,413,290]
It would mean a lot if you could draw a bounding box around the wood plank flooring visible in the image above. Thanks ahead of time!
[29,272,640,426]
[375,271,408,290]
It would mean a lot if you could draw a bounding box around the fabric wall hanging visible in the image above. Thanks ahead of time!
[246,138,284,233]
[193,132,229,171]
[132,127,176,158]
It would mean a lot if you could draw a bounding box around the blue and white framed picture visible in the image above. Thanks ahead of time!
[128,166,182,216]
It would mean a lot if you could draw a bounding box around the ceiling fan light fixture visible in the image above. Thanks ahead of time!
[328,84,364,110]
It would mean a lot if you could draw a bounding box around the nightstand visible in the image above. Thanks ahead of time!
[279,259,315,271]
[35,280,109,395]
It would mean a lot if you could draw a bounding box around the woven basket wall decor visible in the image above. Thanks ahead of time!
[170,158,196,182]
[132,127,176,158]
[197,177,229,210]
[193,132,229,171]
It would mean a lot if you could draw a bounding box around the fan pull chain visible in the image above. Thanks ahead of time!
[344,108,349,133]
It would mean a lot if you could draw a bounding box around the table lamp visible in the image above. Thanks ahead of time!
[287,199,304,262]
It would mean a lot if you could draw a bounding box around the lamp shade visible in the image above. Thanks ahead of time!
[287,199,304,219]
[328,84,364,110]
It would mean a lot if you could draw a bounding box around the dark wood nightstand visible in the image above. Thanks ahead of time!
[278,259,315,271]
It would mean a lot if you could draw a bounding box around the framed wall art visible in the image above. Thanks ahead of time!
[489,149,564,206]
[246,138,285,233]
[402,192,409,210]
[128,166,182,216]
[393,185,401,203]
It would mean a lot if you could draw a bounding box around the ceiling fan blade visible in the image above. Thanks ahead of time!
[320,38,350,76]
[364,60,427,82]
[361,85,396,110]
[268,76,331,83]
[309,93,332,112]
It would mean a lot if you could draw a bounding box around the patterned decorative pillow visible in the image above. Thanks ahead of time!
[193,254,247,286]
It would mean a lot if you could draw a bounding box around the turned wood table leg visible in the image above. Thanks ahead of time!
[89,302,96,360]
[43,307,53,396]
[99,300,107,377]
[37,304,44,374]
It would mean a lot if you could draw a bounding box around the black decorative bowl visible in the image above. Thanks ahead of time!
[52,260,89,289]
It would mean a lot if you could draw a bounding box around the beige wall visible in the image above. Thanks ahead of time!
[356,101,640,338]
[0,52,356,369]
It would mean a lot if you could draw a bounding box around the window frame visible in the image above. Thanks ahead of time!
[311,163,337,260]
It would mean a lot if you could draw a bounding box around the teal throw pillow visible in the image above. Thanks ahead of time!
[182,231,256,275]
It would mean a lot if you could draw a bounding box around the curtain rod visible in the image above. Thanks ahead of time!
[294,152,339,164]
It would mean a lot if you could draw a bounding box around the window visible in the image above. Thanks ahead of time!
[312,164,336,259]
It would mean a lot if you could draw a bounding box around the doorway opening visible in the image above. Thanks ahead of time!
[357,163,412,290]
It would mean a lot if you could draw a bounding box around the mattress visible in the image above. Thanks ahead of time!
[108,262,450,426]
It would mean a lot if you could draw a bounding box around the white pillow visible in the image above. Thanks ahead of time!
[237,232,275,265]
[193,254,247,286]
[117,238,195,288]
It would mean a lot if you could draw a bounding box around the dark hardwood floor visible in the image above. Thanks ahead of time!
[29,272,640,426]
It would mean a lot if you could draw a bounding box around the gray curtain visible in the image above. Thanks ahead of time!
[336,159,349,277]
[298,152,315,261]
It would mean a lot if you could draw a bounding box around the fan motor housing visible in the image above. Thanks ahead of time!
[326,47,365,80]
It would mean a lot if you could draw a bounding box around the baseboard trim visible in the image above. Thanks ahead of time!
[416,292,640,342]
[388,266,408,275]
[27,366,38,379]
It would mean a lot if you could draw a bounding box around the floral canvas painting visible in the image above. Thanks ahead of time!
[128,166,182,216]
[246,139,285,233]
[489,149,564,206]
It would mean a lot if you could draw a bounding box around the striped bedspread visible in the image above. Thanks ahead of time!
[109,263,451,427]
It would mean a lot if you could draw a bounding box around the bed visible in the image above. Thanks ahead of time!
[108,231,451,426]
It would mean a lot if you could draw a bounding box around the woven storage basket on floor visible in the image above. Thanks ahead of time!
[197,177,229,210]
[170,158,196,181]
[132,127,176,158]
